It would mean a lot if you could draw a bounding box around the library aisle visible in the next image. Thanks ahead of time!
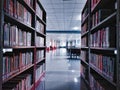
[36,48,89,90]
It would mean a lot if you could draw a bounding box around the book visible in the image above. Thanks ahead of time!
[80,51,88,62]
[90,74,105,90]
[81,37,87,47]
[81,23,88,34]
[4,0,9,13]
[90,26,116,48]
[26,32,31,46]
[36,3,43,19]
[3,23,10,47]
[18,29,23,46]
[36,50,44,61]
[92,9,115,27]
[13,0,17,18]
[80,64,88,80]
[90,53,115,81]
[35,63,45,82]
[24,0,33,8]
[3,74,32,90]
[9,0,14,16]
[23,31,27,46]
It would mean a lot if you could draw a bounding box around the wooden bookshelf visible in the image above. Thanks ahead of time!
[81,0,90,86]
[0,0,4,89]
[0,0,46,90]
[81,0,120,90]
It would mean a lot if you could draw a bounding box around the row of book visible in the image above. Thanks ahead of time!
[92,9,114,27]
[90,53,115,81]
[4,23,32,47]
[81,7,88,23]
[3,51,33,81]
[36,3,43,20]
[3,74,32,90]
[36,36,44,47]
[91,0,117,11]
[36,50,44,62]
[81,23,88,34]
[91,0,100,10]
[81,37,87,47]
[80,65,88,80]
[90,74,105,90]
[19,52,33,68]
[24,0,34,8]
[4,0,32,26]
[35,63,45,82]
[90,26,116,48]
[36,20,44,34]
[80,51,88,62]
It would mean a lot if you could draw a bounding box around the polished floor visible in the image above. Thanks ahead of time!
[36,48,89,90]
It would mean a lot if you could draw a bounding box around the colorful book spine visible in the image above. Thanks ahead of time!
[90,53,115,81]
[90,26,116,48]
[3,22,32,47]
[2,51,33,81]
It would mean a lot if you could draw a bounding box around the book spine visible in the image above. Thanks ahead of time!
[81,37,87,47]
[3,23,10,47]
[3,22,33,47]
[36,3,43,20]
[90,73,105,90]
[36,36,44,47]
[91,26,116,48]
[2,51,33,81]
[35,63,45,82]
[90,53,115,81]
[36,50,44,62]
[3,74,32,90]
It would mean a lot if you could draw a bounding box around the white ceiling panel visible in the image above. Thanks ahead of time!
[63,3,75,9]
[51,0,63,3]
[52,4,64,9]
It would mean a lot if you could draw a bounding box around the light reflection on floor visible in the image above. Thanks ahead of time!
[36,48,88,90]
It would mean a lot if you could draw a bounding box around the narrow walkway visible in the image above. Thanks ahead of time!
[36,48,88,90]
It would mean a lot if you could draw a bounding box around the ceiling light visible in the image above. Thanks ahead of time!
[73,27,79,30]
[76,14,81,20]
[74,77,78,83]
[71,70,75,72]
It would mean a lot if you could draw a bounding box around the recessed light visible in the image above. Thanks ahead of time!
[73,27,79,30]
[74,77,78,83]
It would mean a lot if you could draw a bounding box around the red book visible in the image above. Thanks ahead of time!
[13,0,17,18]
[91,0,93,8]
[9,0,14,16]
[17,1,20,19]
[4,0,9,13]
[24,8,27,23]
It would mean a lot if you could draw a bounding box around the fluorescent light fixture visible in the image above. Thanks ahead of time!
[71,70,75,72]
[76,14,81,20]
[74,77,78,83]
[73,27,79,30]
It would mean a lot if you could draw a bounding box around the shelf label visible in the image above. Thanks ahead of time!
[3,48,13,53]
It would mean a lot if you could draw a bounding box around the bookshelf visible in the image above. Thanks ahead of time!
[81,0,90,86]
[81,0,120,90]
[0,0,46,90]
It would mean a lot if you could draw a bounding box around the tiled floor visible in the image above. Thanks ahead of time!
[36,48,89,90]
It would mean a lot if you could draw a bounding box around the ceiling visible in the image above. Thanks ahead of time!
[40,0,86,43]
